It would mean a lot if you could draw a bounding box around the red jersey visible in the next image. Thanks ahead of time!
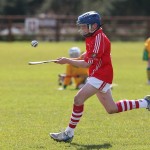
[84,28,113,84]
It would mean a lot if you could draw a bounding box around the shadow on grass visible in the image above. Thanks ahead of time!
[70,142,112,150]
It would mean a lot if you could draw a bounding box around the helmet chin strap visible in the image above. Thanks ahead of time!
[88,24,98,33]
[88,24,92,32]
[82,24,99,37]
[78,24,99,37]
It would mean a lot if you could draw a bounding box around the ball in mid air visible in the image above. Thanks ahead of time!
[31,40,38,47]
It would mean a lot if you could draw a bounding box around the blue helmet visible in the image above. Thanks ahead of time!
[77,11,101,27]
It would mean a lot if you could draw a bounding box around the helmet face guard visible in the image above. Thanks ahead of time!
[77,24,90,37]
[77,11,101,37]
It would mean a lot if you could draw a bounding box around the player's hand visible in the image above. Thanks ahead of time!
[56,57,69,64]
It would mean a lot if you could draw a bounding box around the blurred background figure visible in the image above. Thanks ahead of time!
[143,37,150,84]
[58,47,88,90]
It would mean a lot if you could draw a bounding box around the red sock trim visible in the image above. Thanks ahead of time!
[71,118,80,122]
[69,124,76,128]
[73,104,84,113]
[69,104,84,129]
[135,101,139,108]
[116,100,140,113]
[72,114,82,118]
[129,101,133,110]
[116,102,122,112]
[124,101,127,111]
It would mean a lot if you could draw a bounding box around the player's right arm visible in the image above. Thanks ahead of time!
[56,57,90,68]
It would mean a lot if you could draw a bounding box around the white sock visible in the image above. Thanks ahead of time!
[139,99,148,108]
[65,126,74,137]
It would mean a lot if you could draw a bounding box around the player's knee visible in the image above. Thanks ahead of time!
[106,108,118,114]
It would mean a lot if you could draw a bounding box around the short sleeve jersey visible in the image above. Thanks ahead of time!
[84,28,113,84]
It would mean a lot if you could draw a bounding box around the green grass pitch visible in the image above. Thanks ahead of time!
[0,41,149,150]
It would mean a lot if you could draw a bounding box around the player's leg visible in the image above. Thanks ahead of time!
[96,89,150,113]
[65,83,98,134]
[115,96,150,112]
[50,83,98,142]
[96,89,118,114]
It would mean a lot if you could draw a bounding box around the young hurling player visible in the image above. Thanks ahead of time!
[50,11,150,142]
